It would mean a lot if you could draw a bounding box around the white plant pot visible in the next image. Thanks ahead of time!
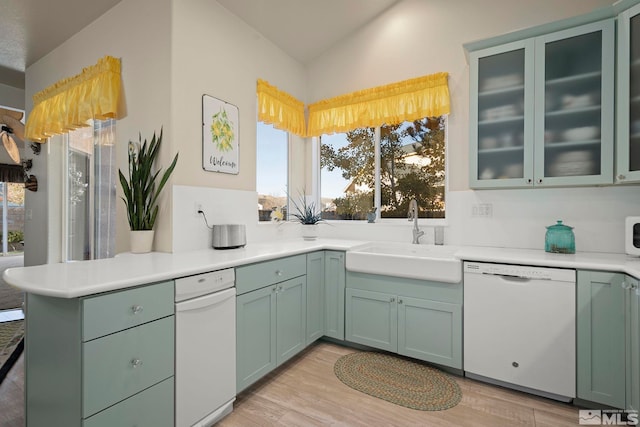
[301,224,319,241]
[130,230,155,253]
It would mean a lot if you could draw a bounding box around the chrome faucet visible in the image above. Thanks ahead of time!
[407,199,424,244]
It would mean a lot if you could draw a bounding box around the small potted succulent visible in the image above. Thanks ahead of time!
[119,128,178,253]
[290,194,323,240]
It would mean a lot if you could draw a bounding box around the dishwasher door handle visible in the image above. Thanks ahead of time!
[175,287,236,312]
[482,273,534,283]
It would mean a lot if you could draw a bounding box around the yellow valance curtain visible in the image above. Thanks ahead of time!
[25,55,122,143]
[306,72,450,137]
[257,79,306,137]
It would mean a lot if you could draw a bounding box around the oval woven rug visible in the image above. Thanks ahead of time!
[334,352,462,411]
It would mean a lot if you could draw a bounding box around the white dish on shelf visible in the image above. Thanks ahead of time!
[481,74,523,91]
[561,126,600,142]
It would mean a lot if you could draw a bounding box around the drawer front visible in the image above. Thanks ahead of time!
[236,254,306,295]
[83,377,174,427]
[82,316,174,418]
[83,281,174,341]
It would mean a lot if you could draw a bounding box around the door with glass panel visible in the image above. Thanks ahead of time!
[617,4,640,183]
[469,40,535,188]
[533,20,614,187]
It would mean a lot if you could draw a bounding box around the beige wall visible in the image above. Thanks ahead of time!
[306,0,613,191]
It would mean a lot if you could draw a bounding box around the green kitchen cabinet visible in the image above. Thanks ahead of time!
[617,2,640,183]
[577,271,626,408]
[345,272,462,369]
[626,275,640,412]
[306,251,325,345]
[236,278,308,392]
[276,276,307,365]
[25,281,175,427]
[236,256,307,392]
[346,288,397,352]
[236,284,277,392]
[397,296,462,368]
[469,19,615,188]
[324,251,345,340]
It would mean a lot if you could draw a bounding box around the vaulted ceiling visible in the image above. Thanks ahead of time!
[0,0,400,90]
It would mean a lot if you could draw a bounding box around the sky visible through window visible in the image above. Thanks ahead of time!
[256,122,288,198]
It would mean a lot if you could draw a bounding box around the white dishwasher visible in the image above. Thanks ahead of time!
[175,268,236,427]
[463,262,576,401]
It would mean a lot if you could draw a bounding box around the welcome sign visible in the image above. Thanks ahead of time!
[202,94,239,174]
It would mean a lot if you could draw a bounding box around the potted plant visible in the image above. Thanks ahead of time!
[290,194,323,240]
[119,128,178,253]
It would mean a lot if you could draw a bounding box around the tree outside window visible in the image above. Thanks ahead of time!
[320,116,445,220]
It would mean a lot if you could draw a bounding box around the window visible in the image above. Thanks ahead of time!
[320,116,446,220]
[256,122,288,221]
[63,119,116,261]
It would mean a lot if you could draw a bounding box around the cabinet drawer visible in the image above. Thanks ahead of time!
[82,316,174,418]
[83,377,174,427]
[83,281,174,341]
[236,255,306,295]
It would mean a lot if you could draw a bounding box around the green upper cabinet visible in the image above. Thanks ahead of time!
[470,19,615,188]
[470,39,535,188]
[617,3,640,183]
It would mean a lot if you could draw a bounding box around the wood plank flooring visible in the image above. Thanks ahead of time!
[219,342,582,427]
[0,341,584,426]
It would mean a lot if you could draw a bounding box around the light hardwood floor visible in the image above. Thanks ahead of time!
[0,342,583,426]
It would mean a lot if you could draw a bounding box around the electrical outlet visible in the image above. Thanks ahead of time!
[194,202,203,216]
[472,203,493,218]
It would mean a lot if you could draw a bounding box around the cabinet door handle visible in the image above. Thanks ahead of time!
[272,286,277,293]
[398,299,403,304]
[537,178,543,184]
[275,270,283,277]
[278,286,283,291]
[198,278,206,283]
[526,178,532,184]
[131,358,143,368]
[618,174,626,181]
[131,305,144,315]
[390,297,395,303]
[621,281,633,290]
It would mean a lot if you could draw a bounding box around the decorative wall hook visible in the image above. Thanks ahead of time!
[30,143,41,155]
[25,174,38,192]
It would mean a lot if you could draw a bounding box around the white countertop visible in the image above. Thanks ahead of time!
[4,238,640,298]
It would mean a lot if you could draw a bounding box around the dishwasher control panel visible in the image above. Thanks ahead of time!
[464,261,575,282]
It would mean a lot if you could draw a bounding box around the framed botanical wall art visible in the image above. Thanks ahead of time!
[202,94,239,174]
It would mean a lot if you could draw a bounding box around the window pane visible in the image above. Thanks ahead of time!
[66,120,116,261]
[256,122,288,221]
[320,129,375,220]
[380,117,445,219]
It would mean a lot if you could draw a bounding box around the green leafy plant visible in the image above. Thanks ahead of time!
[118,128,178,230]
[290,194,323,225]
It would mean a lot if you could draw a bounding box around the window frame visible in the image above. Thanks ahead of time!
[314,116,449,225]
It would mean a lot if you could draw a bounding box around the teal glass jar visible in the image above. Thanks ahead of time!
[545,220,575,254]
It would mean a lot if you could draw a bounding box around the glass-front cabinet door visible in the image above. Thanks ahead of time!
[617,3,640,183]
[534,20,615,187]
[469,40,535,188]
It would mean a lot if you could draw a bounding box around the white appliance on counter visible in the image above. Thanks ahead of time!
[175,268,236,426]
[463,262,576,401]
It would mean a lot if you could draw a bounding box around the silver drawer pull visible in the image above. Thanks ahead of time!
[131,358,143,368]
[198,278,206,283]
[275,270,283,277]
[131,305,144,315]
